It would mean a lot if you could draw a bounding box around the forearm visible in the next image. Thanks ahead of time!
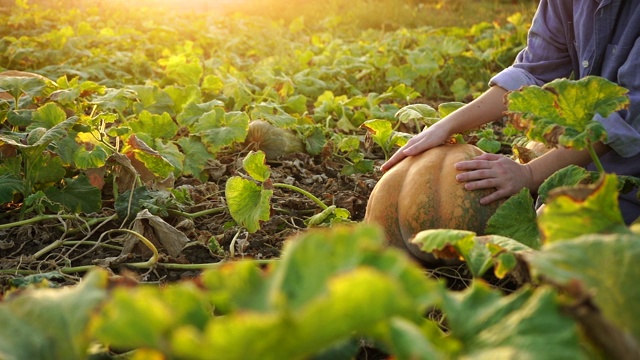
[526,143,611,190]
[435,85,509,135]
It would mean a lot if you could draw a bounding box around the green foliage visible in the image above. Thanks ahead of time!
[506,76,629,172]
[538,174,628,242]
[225,176,273,233]
[0,270,108,360]
[2,2,639,360]
[526,233,640,342]
[485,188,541,249]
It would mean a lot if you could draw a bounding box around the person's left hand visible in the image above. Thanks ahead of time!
[454,153,534,204]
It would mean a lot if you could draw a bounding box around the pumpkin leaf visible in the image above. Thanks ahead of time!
[525,233,640,343]
[395,104,438,125]
[476,137,501,154]
[242,151,271,182]
[0,74,52,101]
[176,225,444,359]
[506,76,628,150]
[437,102,464,118]
[128,110,179,140]
[225,176,272,233]
[43,175,102,214]
[93,281,211,351]
[485,188,540,249]
[362,119,410,158]
[0,270,108,360]
[538,174,628,243]
[411,229,533,278]
[0,173,24,203]
[193,108,250,153]
[537,165,597,204]
[176,136,210,182]
[442,283,586,359]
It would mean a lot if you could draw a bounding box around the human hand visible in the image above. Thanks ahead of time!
[454,153,534,204]
[380,122,451,172]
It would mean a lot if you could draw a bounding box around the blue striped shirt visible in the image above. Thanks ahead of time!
[490,0,640,223]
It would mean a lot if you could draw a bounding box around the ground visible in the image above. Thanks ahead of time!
[0,146,383,289]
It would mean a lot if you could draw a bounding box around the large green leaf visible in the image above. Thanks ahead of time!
[0,117,78,150]
[485,188,541,249]
[537,165,597,203]
[93,282,210,351]
[411,229,533,278]
[176,100,224,128]
[30,102,67,129]
[0,75,52,101]
[189,268,430,360]
[0,173,24,203]
[129,85,175,115]
[162,54,203,87]
[176,136,211,182]
[0,270,108,360]
[525,233,640,344]
[443,283,585,359]
[185,225,444,359]
[28,152,66,186]
[506,76,629,150]
[194,109,250,153]
[164,84,202,114]
[362,119,410,158]
[91,225,445,359]
[44,175,102,214]
[395,103,438,125]
[224,176,272,233]
[129,110,179,140]
[538,174,628,242]
[72,144,109,169]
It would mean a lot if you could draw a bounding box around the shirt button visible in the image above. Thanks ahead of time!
[582,60,589,68]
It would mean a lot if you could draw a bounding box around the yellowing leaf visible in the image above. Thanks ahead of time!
[506,76,628,150]
[538,174,628,242]
[225,176,272,233]
[242,151,271,182]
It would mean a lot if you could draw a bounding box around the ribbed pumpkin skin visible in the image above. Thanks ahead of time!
[365,143,503,263]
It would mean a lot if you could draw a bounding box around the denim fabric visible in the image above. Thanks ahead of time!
[489,0,640,224]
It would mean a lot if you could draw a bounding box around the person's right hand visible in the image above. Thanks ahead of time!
[380,122,451,172]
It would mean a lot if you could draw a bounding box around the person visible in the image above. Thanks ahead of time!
[381,0,640,225]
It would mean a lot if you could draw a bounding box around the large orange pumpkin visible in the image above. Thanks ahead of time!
[364,143,503,264]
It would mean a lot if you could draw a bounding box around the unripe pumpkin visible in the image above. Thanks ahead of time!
[364,143,503,264]
[245,120,305,160]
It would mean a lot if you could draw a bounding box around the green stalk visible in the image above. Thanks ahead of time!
[167,206,226,219]
[587,142,605,175]
[0,214,89,230]
[273,183,329,210]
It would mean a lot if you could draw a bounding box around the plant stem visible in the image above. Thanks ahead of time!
[273,183,328,210]
[104,229,159,269]
[0,214,92,230]
[587,142,605,175]
[167,207,226,219]
[33,239,64,259]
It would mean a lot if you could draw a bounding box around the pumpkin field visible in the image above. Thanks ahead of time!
[1,0,640,359]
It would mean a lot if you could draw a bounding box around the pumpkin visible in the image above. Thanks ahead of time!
[245,120,305,160]
[364,143,503,264]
